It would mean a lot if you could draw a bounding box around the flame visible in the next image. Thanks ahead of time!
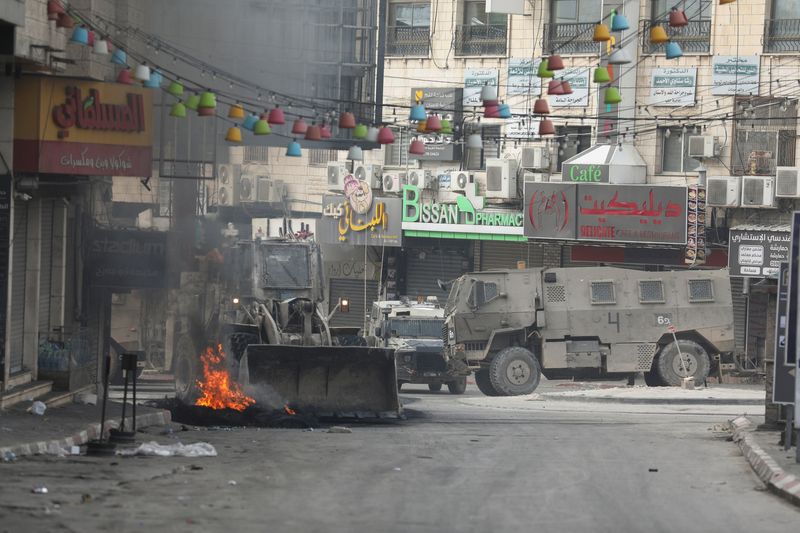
[195,344,255,412]
[284,405,296,416]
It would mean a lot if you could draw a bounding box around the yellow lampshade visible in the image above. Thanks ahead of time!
[593,23,611,42]
[225,126,243,143]
[228,104,245,120]
[650,25,669,44]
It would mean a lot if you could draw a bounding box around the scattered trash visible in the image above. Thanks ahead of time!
[305,428,315,432]
[2,451,16,463]
[328,426,352,434]
[29,401,47,416]
[32,486,49,494]
[648,468,659,473]
[189,464,204,471]
[75,392,97,406]
[70,446,81,455]
[117,441,217,457]
[45,443,71,457]
[228,480,237,486]
[81,494,92,504]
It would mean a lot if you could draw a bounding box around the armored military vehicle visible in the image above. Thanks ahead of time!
[442,267,734,396]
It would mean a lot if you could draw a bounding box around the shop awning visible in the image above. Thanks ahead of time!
[561,143,647,184]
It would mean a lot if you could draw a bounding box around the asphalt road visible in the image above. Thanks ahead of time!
[1,383,798,533]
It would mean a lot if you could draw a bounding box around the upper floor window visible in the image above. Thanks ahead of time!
[765,0,800,53]
[658,127,700,173]
[387,2,431,56]
[456,1,508,56]
[644,0,711,55]
[464,0,507,25]
[552,0,602,23]
[651,0,710,20]
[544,0,600,55]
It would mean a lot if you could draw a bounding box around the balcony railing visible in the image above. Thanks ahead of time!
[543,22,597,55]
[386,26,430,57]
[641,19,712,55]
[454,24,507,56]
[764,19,800,53]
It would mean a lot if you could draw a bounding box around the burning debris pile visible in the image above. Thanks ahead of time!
[195,344,255,412]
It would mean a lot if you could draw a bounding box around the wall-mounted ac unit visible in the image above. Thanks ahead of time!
[688,135,717,158]
[523,172,548,183]
[706,176,741,207]
[741,176,776,208]
[775,167,800,198]
[407,169,435,189]
[255,176,273,202]
[239,174,257,203]
[214,164,241,206]
[382,172,406,194]
[327,162,349,192]
[485,158,519,199]
[448,171,473,193]
[354,163,383,189]
[520,147,550,170]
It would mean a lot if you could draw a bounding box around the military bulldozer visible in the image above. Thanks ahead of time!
[173,239,401,418]
[443,267,735,396]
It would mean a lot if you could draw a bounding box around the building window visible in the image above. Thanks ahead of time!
[543,0,601,55]
[556,126,592,171]
[765,0,800,52]
[466,125,500,170]
[455,1,508,56]
[644,0,711,54]
[731,97,798,175]
[590,280,616,305]
[658,127,700,173]
[309,149,338,167]
[387,2,431,56]
[384,127,411,167]
[243,145,268,164]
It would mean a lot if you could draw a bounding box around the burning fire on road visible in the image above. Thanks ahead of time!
[195,344,255,412]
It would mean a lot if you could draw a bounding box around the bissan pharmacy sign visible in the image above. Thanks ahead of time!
[401,185,525,241]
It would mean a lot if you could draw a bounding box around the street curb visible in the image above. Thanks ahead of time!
[541,394,763,406]
[0,409,172,458]
[731,417,800,508]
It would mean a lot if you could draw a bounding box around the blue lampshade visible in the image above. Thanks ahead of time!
[286,141,302,157]
[497,103,512,119]
[111,48,127,66]
[242,113,259,131]
[409,103,427,122]
[665,41,683,59]
[611,13,630,32]
[143,70,163,89]
[70,26,90,45]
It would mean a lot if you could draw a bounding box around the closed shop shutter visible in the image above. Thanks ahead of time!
[405,245,471,301]
[746,290,768,363]
[730,277,746,352]
[10,203,28,373]
[479,241,544,271]
[328,278,379,329]
[39,201,54,334]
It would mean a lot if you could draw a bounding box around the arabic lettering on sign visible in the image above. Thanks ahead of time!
[738,245,764,266]
[551,68,591,108]
[711,56,759,95]
[321,200,389,241]
[53,86,146,133]
[578,190,682,219]
[728,229,791,277]
[649,67,696,107]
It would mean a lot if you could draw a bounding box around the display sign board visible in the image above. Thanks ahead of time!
[410,87,463,161]
[507,58,537,97]
[561,163,610,183]
[251,218,316,240]
[463,68,499,107]
[524,182,578,240]
[711,55,760,96]
[319,194,402,247]
[728,228,790,277]
[649,67,697,107]
[14,77,153,177]
[87,228,167,289]
[550,67,591,108]
[773,262,795,404]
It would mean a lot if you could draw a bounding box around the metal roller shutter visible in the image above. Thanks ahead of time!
[479,241,544,271]
[730,277,747,352]
[39,201,54,334]
[328,278,378,329]
[10,204,28,373]
[405,246,471,301]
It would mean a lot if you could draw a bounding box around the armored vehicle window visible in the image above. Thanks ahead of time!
[590,281,616,305]
[467,280,499,308]
[484,282,499,303]
[688,279,714,302]
[638,280,665,304]
[261,245,311,288]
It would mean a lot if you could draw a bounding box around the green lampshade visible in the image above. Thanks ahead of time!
[604,87,622,104]
[593,67,611,83]
[253,119,272,135]
[198,91,217,110]
[185,94,200,111]
[169,101,187,118]
[167,80,184,98]
[537,59,555,79]
[440,118,453,134]
[353,123,368,139]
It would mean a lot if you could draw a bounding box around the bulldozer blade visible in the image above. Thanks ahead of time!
[239,345,402,419]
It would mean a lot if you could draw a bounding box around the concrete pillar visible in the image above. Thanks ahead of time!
[49,201,68,331]
[22,198,41,380]
[0,75,13,392]
[764,288,780,428]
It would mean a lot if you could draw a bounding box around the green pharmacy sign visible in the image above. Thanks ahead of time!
[401,185,525,241]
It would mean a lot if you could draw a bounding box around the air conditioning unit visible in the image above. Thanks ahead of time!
[327,162,349,192]
[382,172,407,194]
[255,176,273,202]
[353,164,383,189]
[688,135,717,158]
[706,176,740,207]
[521,147,550,170]
[214,164,241,206]
[741,176,776,208]
[523,172,548,183]
[775,167,800,198]
[407,169,436,189]
[239,174,257,203]
[485,158,519,199]
[448,171,473,192]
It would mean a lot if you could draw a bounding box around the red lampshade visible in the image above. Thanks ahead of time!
[547,54,565,71]
[87,30,95,46]
[267,106,285,125]
[320,122,332,139]
[338,111,356,129]
[425,114,442,132]
[377,126,395,144]
[409,139,426,155]
[538,119,555,136]
[47,0,65,21]
[547,80,565,95]
[533,98,550,115]
[56,12,74,29]
[560,80,573,95]
[484,104,501,118]
[197,107,215,117]
[116,68,134,85]
[291,118,308,135]
[305,124,321,141]
[669,8,688,27]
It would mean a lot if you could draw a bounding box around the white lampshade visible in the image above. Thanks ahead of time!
[347,145,363,161]
[93,39,109,55]
[134,63,151,81]
[608,47,632,65]
[466,133,483,149]
[366,126,379,143]
[480,85,498,103]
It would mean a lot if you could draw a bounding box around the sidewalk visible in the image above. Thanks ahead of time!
[540,384,764,405]
[0,400,171,459]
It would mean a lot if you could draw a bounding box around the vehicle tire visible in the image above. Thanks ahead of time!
[428,383,442,392]
[643,370,665,387]
[174,334,201,404]
[488,346,541,396]
[474,368,501,396]
[447,376,467,395]
[655,339,710,387]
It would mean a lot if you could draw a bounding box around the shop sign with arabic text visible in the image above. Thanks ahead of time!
[319,193,402,247]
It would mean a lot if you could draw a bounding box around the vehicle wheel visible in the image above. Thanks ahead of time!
[488,347,541,396]
[447,376,467,395]
[655,340,710,387]
[174,335,201,404]
[428,383,442,392]
[475,368,501,396]
[643,370,665,387]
